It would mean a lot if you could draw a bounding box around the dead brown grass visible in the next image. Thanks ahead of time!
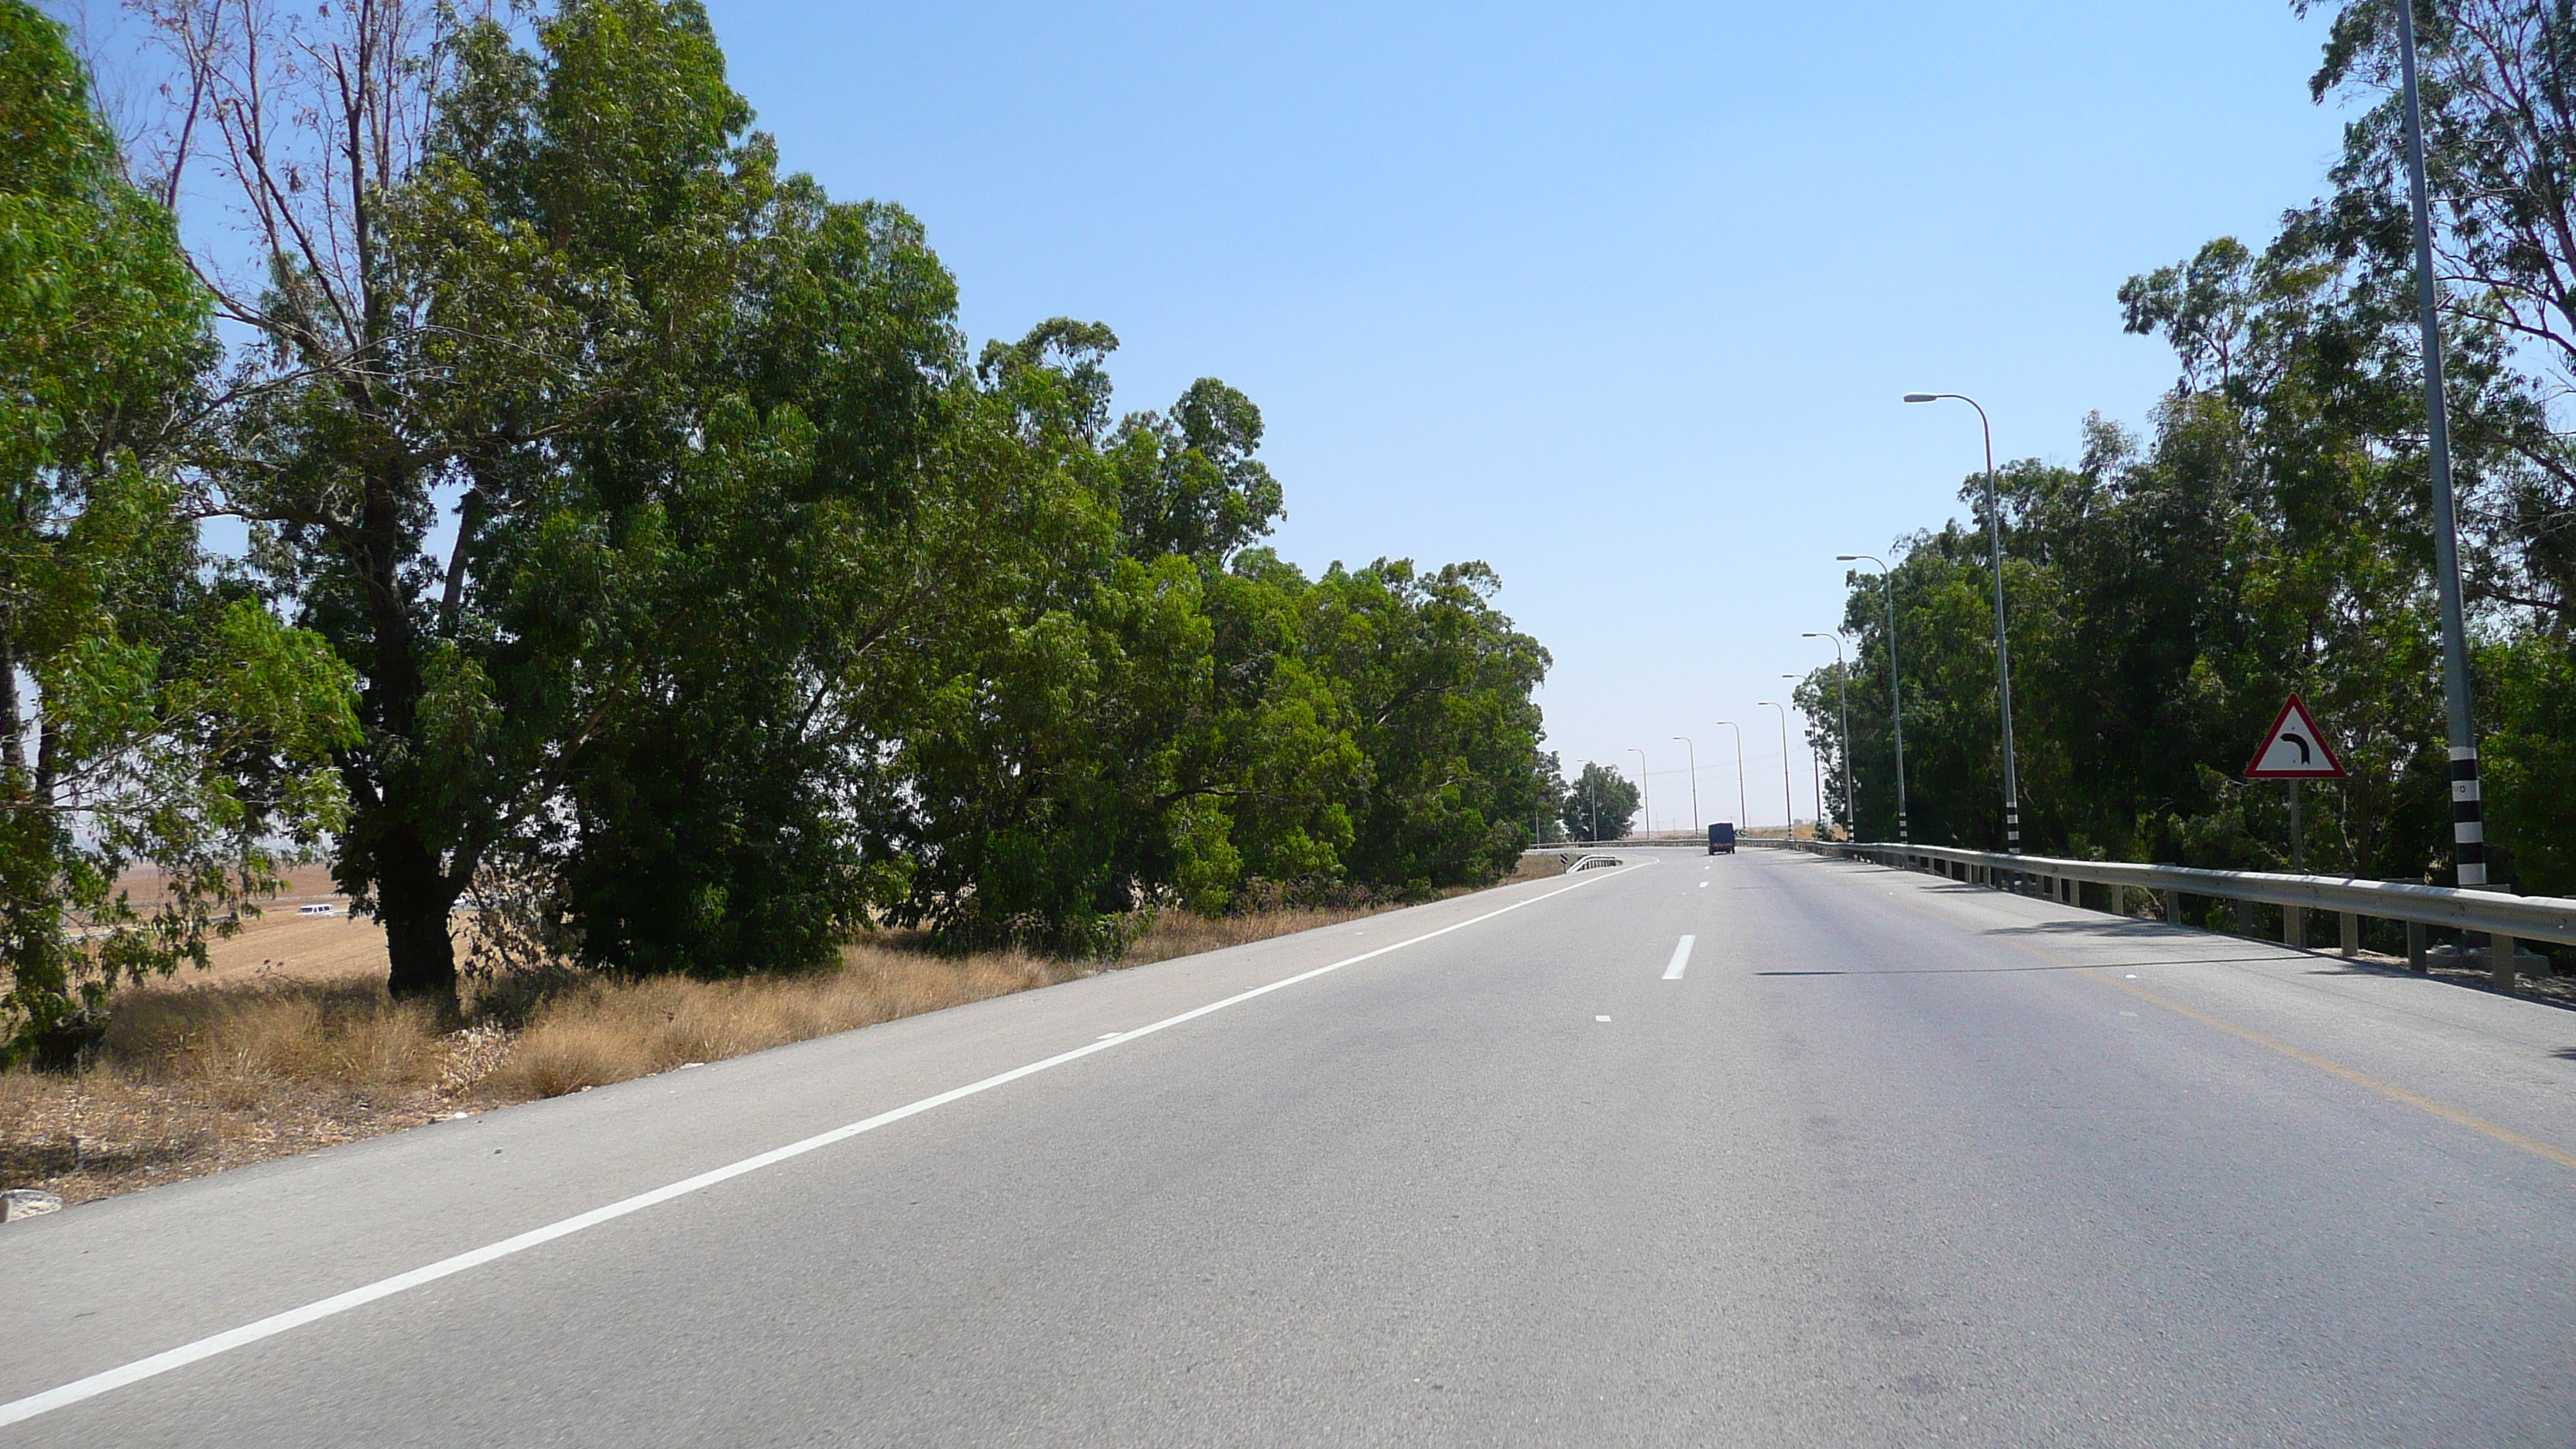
[488,944,1070,1099]
[0,981,474,1204]
[0,896,1445,1206]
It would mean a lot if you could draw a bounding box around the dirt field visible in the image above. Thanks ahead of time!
[108,864,388,988]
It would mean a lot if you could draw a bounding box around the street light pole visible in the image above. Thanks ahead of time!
[1672,735,1700,835]
[1715,720,1747,829]
[1628,747,1651,841]
[1801,632,1856,841]
[1758,701,1793,841]
[1783,674,1825,840]
[1904,392,2021,854]
[2393,0,2487,889]
[1839,553,1907,842]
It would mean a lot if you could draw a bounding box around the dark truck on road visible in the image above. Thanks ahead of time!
[1708,823,1736,855]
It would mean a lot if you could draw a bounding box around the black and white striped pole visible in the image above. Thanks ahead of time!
[1904,392,2022,857]
[2393,0,2486,892]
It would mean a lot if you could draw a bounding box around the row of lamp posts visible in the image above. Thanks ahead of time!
[1600,11,2475,882]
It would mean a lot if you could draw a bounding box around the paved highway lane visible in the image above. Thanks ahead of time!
[2,847,2572,1445]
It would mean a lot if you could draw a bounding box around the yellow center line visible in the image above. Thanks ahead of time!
[1817,857,2576,1173]
[2093,971,2576,1172]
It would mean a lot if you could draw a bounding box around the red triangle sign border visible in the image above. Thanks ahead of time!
[2244,693,2348,779]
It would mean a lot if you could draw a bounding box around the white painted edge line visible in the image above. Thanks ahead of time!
[0,860,1641,1430]
[1663,934,1696,980]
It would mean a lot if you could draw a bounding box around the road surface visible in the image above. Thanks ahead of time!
[1,846,2570,1445]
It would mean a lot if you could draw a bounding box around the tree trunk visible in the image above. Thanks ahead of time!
[351,459,464,1015]
[375,827,461,1013]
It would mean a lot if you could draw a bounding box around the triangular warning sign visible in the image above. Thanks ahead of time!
[2244,694,2347,779]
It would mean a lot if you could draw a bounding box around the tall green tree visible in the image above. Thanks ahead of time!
[0,1,356,1053]
[142,0,811,1002]
[1307,560,1551,892]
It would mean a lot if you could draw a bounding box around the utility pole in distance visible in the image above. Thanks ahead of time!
[1802,633,1855,840]
[1758,701,1793,841]
[1905,392,2021,855]
[2393,0,2487,892]
[1628,747,1651,841]
[1715,720,1747,830]
[1673,736,1701,836]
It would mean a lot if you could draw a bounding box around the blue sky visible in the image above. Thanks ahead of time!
[60,0,2356,831]
[694,0,2354,830]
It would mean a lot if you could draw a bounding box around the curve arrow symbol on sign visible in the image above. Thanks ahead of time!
[2245,695,2347,779]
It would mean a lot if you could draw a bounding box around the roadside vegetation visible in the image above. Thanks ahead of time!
[1793,0,2576,925]
[0,899,1428,1206]
[0,0,1563,1074]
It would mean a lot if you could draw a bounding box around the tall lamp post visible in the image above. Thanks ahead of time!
[1838,553,1907,843]
[2393,1,2487,892]
[1801,633,1856,841]
[1714,720,1748,829]
[1757,701,1793,841]
[1672,735,1701,835]
[1903,391,2021,855]
[1783,676,1824,838]
[1628,747,1651,841]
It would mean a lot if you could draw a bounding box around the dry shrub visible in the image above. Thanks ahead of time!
[488,944,1069,1100]
[101,981,444,1092]
[1125,906,1380,964]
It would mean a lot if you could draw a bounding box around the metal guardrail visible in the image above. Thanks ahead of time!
[1759,838,2572,985]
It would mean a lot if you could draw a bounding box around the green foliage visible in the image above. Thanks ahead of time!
[1814,3,2576,889]
[1561,762,1639,841]
[0,2,355,1054]
[91,0,1557,992]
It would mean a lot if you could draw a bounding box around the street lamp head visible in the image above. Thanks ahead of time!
[1835,554,1860,561]
[1903,392,1938,403]
[1801,632,1823,639]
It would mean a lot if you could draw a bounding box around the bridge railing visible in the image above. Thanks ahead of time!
[1749,837,2572,983]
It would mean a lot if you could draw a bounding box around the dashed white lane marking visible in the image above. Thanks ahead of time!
[0,864,1642,1430]
[1595,1016,1612,1023]
[1663,935,1696,980]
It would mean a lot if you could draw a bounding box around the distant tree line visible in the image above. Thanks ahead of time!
[0,0,1554,1048]
[1796,0,2576,899]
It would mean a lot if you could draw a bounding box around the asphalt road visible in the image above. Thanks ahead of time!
[2,846,2571,1446]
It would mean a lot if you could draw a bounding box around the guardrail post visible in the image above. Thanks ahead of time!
[2232,899,2249,936]
[2339,912,2358,957]
[2110,884,2126,916]
[2406,920,2429,971]
[2493,933,2520,991]
[2161,888,2180,924]
[2283,906,2304,949]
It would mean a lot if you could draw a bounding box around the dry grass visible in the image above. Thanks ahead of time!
[0,896,1444,1206]
[488,944,1071,1099]
[0,982,474,1204]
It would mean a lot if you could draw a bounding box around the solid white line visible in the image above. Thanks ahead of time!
[0,862,1639,1429]
[1663,934,1696,980]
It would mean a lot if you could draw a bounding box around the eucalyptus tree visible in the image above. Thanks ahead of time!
[0,2,356,1051]
[132,0,812,1004]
